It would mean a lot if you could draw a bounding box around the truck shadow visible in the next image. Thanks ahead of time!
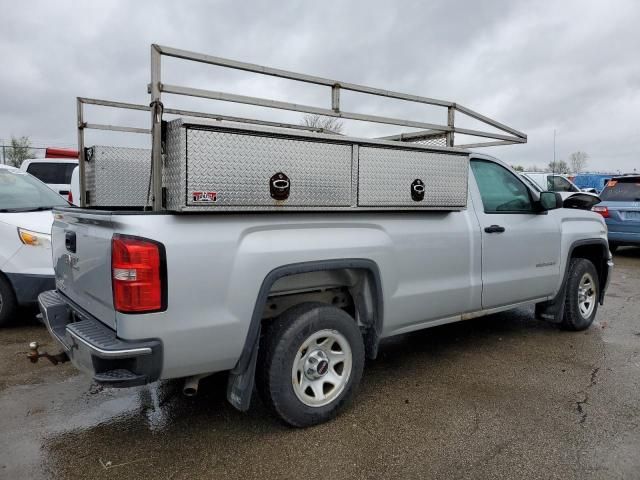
[39,307,602,478]
[613,246,640,259]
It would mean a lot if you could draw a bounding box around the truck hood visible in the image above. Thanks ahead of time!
[0,210,54,234]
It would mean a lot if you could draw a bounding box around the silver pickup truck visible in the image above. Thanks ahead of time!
[37,152,612,427]
[34,45,612,427]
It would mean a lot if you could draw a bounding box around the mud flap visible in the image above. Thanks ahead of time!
[226,327,260,411]
[535,285,566,324]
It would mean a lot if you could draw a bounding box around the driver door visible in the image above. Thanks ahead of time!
[470,159,561,309]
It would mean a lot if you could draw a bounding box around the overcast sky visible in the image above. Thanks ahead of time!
[1,0,639,172]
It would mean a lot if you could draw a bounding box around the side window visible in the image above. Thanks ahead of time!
[471,160,533,213]
[548,175,578,192]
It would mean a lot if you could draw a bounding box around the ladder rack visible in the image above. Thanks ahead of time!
[77,44,527,210]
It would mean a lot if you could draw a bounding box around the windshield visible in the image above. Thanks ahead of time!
[26,162,76,184]
[547,175,580,192]
[0,169,69,212]
[599,178,640,202]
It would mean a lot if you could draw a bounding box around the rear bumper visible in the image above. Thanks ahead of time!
[38,290,162,387]
[5,273,55,305]
[607,230,640,246]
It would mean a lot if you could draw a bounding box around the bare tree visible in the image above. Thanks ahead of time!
[302,114,344,134]
[568,151,588,174]
[511,165,525,172]
[6,136,34,167]
[547,160,570,174]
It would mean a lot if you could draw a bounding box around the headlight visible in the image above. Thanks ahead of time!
[18,228,51,248]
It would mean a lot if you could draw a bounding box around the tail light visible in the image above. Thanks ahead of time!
[68,190,73,204]
[592,206,609,218]
[111,235,166,313]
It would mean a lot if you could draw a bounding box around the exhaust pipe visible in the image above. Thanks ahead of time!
[183,374,210,397]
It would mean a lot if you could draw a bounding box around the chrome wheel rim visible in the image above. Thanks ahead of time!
[291,329,352,408]
[578,272,596,318]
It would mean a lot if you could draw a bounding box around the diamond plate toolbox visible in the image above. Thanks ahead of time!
[86,146,151,207]
[163,119,469,212]
[358,147,468,207]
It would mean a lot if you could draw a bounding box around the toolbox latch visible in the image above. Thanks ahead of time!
[270,172,291,201]
[411,179,425,201]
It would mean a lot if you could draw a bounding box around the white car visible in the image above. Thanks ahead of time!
[521,172,596,197]
[0,164,69,325]
[20,158,78,197]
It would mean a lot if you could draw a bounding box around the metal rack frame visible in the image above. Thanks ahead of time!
[78,43,527,210]
[148,44,526,210]
[76,97,330,207]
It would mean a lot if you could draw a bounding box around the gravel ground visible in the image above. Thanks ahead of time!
[0,249,639,480]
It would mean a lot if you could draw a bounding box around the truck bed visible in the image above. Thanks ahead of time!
[51,206,480,379]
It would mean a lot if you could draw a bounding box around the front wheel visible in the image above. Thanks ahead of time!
[561,258,599,331]
[257,302,365,427]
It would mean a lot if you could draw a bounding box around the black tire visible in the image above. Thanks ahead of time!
[609,243,618,254]
[256,302,365,427]
[561,258,599,331]
[0,274,18,327]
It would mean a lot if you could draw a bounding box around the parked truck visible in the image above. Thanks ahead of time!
[33,45,613,427]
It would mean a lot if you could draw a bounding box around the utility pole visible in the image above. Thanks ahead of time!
[553,129,556,174]
[1,138,5,165]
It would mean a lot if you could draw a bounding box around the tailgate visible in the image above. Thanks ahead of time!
[52,209,116,329]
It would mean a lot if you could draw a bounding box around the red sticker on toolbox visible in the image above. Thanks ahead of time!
[192,191,217,203]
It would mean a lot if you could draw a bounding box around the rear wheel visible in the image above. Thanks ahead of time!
[257,302,365,427]
[0,275,17,327]
[561,258,599,331]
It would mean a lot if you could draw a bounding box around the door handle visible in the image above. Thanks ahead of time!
[65,231,77,253]
[484,225,506,234]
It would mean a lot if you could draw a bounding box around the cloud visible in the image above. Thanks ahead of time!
[1,0,638,171]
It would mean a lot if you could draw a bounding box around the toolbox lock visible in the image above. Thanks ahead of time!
[411,179,425,201]
[270,172,291,201]
[84,147,94,162]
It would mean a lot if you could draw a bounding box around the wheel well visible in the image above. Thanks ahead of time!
[227,260,383,412]
[570,243,608,291]
[0,270,16,295]
[264,268,371,324]
[261,265,382,360]
[263,269,361,319]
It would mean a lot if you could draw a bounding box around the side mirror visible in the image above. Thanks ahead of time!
[564,193,601,210]
[539,191,563,211]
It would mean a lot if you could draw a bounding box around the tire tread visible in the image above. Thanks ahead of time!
[561,258,599,331]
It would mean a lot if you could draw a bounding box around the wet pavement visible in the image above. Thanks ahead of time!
[1,249,639,480]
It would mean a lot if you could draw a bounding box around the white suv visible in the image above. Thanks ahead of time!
[521,172,588,195]
[0,165,69,325]
[20,159,78,197]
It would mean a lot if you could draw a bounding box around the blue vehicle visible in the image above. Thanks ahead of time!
[594,175,640,251]
[573,173,616,194]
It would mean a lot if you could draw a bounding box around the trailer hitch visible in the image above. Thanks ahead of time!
[27,342,69,365]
